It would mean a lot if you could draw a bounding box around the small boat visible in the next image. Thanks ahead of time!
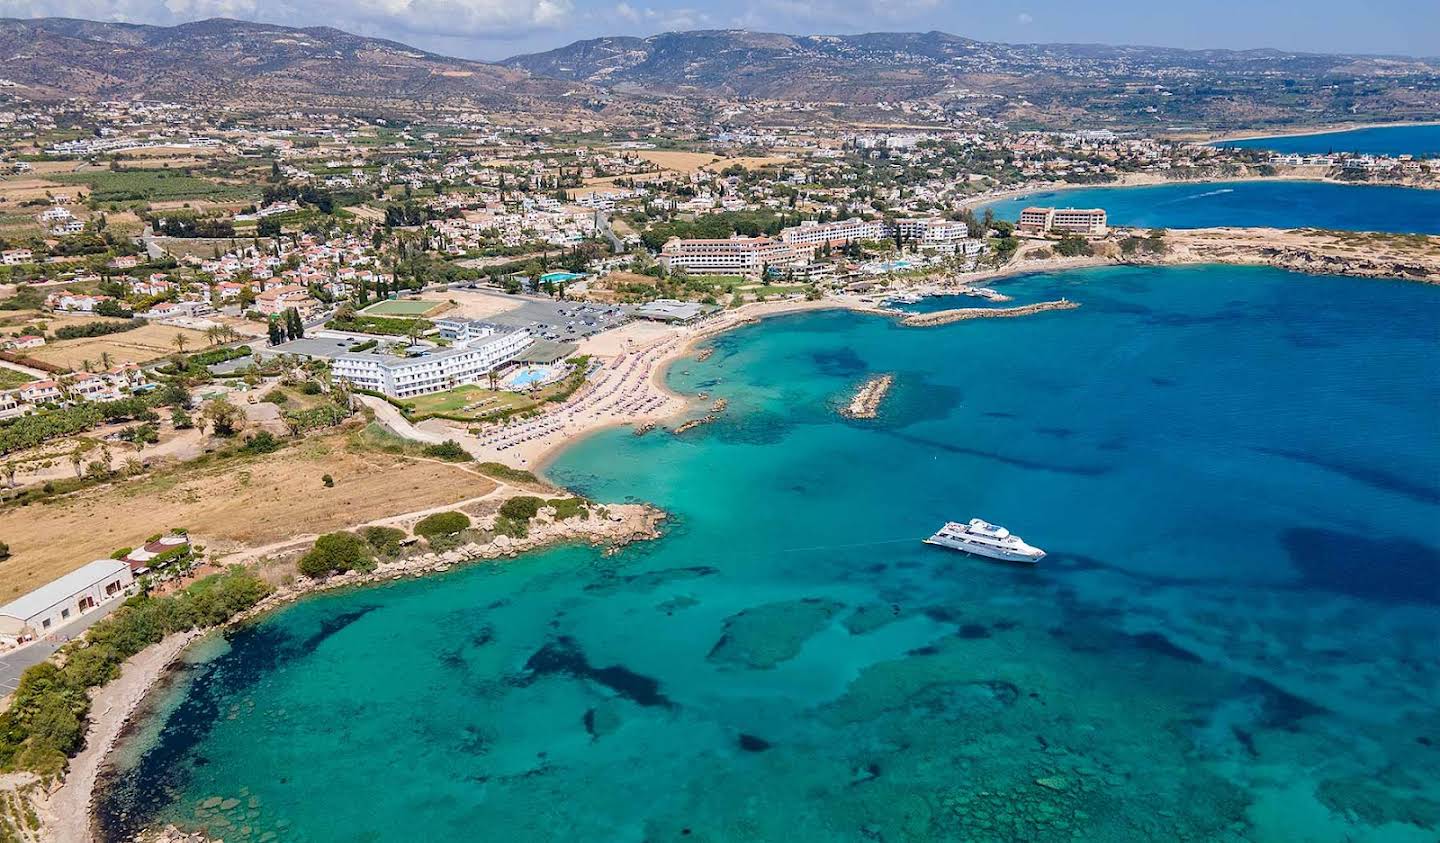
[924,519,1045,564]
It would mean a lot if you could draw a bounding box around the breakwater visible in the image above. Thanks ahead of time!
[901,299,1079,327]
[840,374,894,419]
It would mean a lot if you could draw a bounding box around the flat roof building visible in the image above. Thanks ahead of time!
[0,559,133,637]
[1018,207,1107,236]
[633,300,713,324]
[333,329,532,399]
[658,236,813,276]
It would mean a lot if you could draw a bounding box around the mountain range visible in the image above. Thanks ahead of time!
[0,17,588,111]
[0,18,1437,128]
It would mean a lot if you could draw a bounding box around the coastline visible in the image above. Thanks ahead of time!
[35,230,1440,841]
[42,498,666,843]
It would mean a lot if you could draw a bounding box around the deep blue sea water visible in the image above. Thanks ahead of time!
[981,180,1440,234]
[1215,124,1440,157]
[97,265,1440,843]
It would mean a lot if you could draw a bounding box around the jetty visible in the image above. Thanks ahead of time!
[901,299,1078,327]
[841,374,894,419]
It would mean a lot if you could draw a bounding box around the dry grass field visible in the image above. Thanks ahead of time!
[417,288,521,320]
[629,150,724,172]
[0,434,499,598]
[29,324,211,370]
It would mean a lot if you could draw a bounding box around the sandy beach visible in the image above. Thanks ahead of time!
[40,631,201,843]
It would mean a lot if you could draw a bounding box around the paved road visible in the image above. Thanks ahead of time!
[0,596,125,695]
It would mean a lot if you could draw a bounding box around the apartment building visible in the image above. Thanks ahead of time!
[658,236,813,276]
[332,329,532,399]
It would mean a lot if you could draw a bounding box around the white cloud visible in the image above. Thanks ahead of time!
[613,1,639,22]
[0,0,573,40]
[1016,11,1033,24]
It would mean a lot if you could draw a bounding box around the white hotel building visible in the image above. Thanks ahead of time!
[332,328,532,399]
[658,236,813,276]
[780,217,888,247]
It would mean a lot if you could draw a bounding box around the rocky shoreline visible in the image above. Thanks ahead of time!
[23,500,667,843]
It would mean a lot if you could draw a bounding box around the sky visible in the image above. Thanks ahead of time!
[0,0,1436,61]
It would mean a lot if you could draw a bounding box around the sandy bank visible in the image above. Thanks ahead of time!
[43,631,201,843]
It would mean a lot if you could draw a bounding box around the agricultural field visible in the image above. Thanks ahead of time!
[0,367,35,389]
[28,323,210,370]
[44,169,256,204]
[0,433,499,598]
[361,298,443,317]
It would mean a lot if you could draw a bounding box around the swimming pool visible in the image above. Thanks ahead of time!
[505,365,560,390]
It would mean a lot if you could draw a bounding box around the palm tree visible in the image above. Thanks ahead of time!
[2,463,16,488]
[100,351,113,371]
[69,447,85,478]
[173,333,189,355]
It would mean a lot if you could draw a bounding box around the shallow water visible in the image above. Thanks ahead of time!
[1215,124,1440,157]
[98,265,1440,842]
[981,180,1440,234]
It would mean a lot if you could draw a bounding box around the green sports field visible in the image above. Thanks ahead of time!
[361,299,439,317]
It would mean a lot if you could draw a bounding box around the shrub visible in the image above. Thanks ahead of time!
[498,496,543,522]
[360,525,407,558]
[413,511,470,540]
[421,440,471,462]
[299,381,322,395]
[321,473,334,487]
[492,515,528,539]
[261,390,290,405]
[240,431,281,455]
[0,541,9,560]
[297,532,373,578]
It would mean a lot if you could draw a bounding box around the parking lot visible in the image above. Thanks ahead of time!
[482,298,630,342]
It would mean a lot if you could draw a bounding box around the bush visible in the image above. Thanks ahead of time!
[299,381,322,395]
[1054,235,1094,257]
[360,525,407,558]
[498,496,543,522]
[321,473,334,487]
[492,515,528,539]
[413,511,470,540]
[421,440,471,462]
[240,431,281,455]
[297,532,374,578]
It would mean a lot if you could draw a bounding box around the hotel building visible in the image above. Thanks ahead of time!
[332,329,532,399]
[1018,207,1108,236]
[780,218,888,247]
[658,236,813,276]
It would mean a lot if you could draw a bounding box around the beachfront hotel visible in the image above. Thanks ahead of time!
[1018,207,1109,236]
[780,217,889,246]
[332,328,533,399]
[658,236,814,276]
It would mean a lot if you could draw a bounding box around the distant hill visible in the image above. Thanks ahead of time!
[505,29,1440,126]
[0,17,590,110]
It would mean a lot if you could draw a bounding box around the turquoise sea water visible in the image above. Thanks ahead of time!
[981,180,1440,234]
[1216,124,1440,157]
[98,265,1440,842]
